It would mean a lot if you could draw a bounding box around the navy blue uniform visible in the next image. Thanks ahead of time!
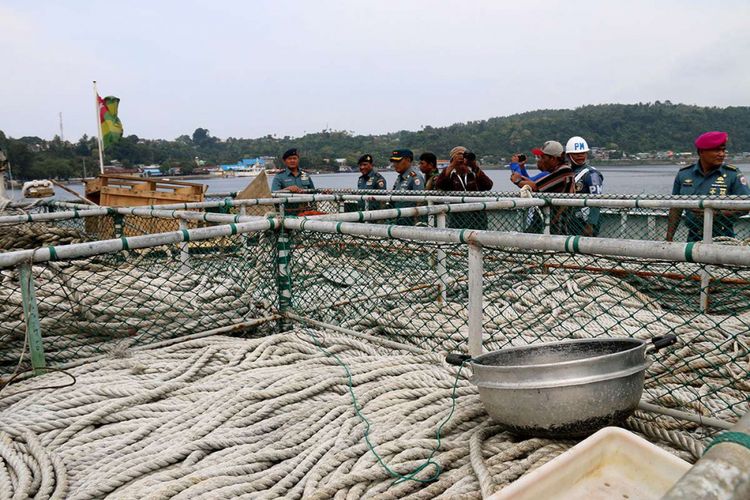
[357,171,387,210]
[272,168,316,215]
[392,166,424,225]
[672,162,750,241]
[570,164,604,236]
[271,168,315,191]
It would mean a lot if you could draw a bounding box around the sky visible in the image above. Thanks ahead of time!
[1,0,749,142]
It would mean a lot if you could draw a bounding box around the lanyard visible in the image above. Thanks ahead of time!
[453,170,469,191]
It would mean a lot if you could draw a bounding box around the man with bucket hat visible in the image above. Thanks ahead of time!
[666,131,750,242]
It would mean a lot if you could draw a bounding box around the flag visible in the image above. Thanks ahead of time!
[97,94,123,148]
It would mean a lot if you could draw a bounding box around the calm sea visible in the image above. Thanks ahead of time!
[36,164,750,201]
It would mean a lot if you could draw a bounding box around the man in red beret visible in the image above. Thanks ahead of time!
[666,131,749,242]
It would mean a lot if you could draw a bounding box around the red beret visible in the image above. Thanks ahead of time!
[694,131,728,150]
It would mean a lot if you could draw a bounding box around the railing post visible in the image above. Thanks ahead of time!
[542,206,551,235]
[646,214,656,240]
[436,212,448,304]
[276,226,293,330]
[239,204,247,216]
[620,211,628,239]
[178,219,190,273]
[700,207,714,312]
[113,212,124,238]
[663,412,750,500]
[427,200,435,228]
[468,243,483,357]
[19,263,46,375]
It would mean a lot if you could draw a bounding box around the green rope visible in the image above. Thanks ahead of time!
[305,329,467,485]
[704,431,750,454]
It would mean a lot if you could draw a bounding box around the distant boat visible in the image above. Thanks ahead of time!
[338,165,353,173]
[233,164,266,177]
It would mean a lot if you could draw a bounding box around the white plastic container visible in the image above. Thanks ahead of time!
[491,427,691,500]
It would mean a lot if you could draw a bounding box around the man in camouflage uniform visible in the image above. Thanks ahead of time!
[666,131,750,242]
[356,154,386,211]
[418,152,439,191]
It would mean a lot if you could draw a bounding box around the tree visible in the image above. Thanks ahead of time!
[192,128,210,144]
[75,135,92,156]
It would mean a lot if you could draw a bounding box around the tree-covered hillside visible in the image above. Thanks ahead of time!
[2,102,749,180]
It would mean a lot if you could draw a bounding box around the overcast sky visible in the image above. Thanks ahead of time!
[1,0,749,142]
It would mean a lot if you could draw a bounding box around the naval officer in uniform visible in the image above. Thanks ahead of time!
[357,154,386,211]
[666,131,750,242]
[271,148,315,193]
[390,148,424,225]
[272,148,316,215]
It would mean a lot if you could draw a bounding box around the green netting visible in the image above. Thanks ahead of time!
[283,229,749,435]
[2,196,748,437]
[0,230,278,373]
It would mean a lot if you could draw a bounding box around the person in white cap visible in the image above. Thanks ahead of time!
[565,136,604,236]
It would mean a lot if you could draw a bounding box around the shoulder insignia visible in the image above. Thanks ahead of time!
[377,180,385,188]
[409,171,416,177]
[725,164,738,171]
[575,182,584,192]
[741,175,748,186]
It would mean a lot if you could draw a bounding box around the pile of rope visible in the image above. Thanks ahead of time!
[0,223,90,252]
[0,257,275,373]
[0,331,702,499]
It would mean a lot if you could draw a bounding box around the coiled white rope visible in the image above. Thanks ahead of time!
[0,331,703,499]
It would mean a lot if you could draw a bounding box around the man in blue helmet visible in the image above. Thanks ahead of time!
[565,136,604,236]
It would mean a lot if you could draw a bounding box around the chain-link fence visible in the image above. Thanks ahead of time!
[0,227,278,374]
[2,197,748,437]
[281,221,749,436]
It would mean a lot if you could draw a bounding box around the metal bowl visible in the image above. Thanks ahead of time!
[460,337,674,437]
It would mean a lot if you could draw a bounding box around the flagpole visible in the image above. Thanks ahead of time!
[93,80,105,174]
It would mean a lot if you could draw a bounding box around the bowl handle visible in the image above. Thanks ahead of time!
[647,334,678,354]
[446,353,472,366]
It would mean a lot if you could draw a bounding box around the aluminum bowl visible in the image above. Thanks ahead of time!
[450,336,675,438]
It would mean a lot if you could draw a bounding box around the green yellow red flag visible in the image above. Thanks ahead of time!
[97,94,123,148]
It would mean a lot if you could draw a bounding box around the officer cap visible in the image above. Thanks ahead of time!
[282,148,299,160]
[358,154,373,165]
[389,149,413,161]
[694,131,728,150]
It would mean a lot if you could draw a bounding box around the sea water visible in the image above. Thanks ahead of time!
[42,164,750,201]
